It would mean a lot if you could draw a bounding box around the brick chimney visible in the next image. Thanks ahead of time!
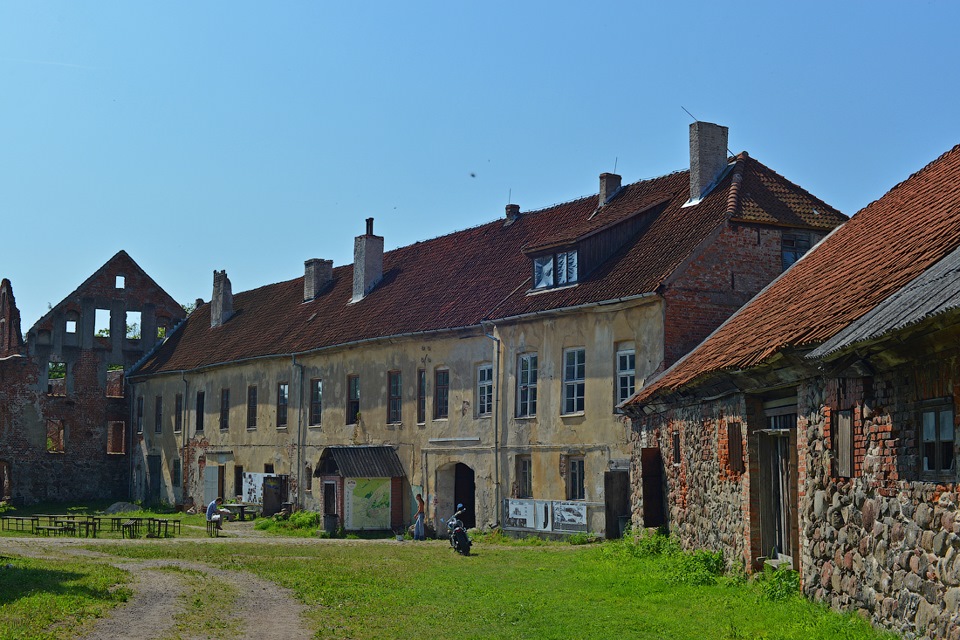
[689,121,729,203]
[352,218,383,303]
[304,258,333,302]
[211,270,234,328]
[505,204,520,220]
[599,172,622,206]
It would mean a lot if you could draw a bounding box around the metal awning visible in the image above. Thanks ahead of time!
[315,445,405,478]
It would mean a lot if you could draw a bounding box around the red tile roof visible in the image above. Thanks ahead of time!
[133,155,844,375]
[631,144,960,406]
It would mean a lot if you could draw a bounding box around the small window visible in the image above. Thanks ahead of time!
[567,456,585,500]
[107,421,125,454]
[517,354,538,417]
[921,402,954,480]
[347,375,360,425]
[562,348,585,415]
[434,369,449,420]
[65,319,77,334]
[277,382,289,428]
[616,348,636,409]
[157,325,167,339]
[219,389,230,431]
[310,379,322,426]
[125,311,141,339]
[115,275,125,289]
[728,422,744,474]
[46,419,65,453]
[172,458,182,488]
[388,371,402,424]
[834,410,853,477]
[154,396,163,434]
[672,432,680,466]
[174,394,183,433]
[477,364,493,417]
[95,309,111,337]
[196,391,205,432]
[47,361,66,396]
[516,455,532,498]
[136,397,144,433]
[264,463,274,474]
[247,385,258,429]
[782,232,811,271]
[533,250,578,289]
[417,369,426,424]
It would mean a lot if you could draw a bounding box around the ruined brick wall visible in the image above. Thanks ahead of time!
[663,224,782,368]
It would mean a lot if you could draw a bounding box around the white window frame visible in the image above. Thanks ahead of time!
[562,348,585,415]
[517,353,538,417]
[616,347,636,409]
[477,364,493,417]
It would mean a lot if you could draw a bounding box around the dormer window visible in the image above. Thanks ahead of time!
[534,250,578,289]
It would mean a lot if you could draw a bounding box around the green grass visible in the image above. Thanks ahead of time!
[0,555,130,640]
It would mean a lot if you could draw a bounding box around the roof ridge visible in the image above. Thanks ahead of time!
[724,154,746,217]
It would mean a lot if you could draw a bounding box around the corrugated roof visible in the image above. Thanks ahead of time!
[317,445,405,478]
[631,143,960,407]
[809,244,960,358]
[131,154,843,375]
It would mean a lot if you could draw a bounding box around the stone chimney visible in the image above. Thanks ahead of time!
[352,218,383,303]
[599,172,622,206]
[689,121,729,203]
[505,204,520,221]
[304,258,333,302]
[211,270,234,328]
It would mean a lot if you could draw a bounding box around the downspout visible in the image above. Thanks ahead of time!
[293,354,304,510]
[127,379,136,502]
[181,372,188,504]
[482,322,502,527]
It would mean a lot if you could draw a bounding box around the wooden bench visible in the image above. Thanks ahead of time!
[120,520,139,539]
[35,526,66,536]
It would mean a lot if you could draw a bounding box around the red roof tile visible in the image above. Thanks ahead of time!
[631,144,960,405]
[133,155,844,375]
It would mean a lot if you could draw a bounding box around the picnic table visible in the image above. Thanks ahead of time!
[228,503,261,521]
[1,515,38,533]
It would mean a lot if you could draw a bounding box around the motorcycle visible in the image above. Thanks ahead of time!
[447,503,471,556]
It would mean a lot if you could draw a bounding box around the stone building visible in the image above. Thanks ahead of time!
[624,144,960,637]
[127,122,843,536]
[0,251,184,504]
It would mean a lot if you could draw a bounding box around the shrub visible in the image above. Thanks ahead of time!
[756,564,801,601]
[667,549,725,586]
[288,510,321,529]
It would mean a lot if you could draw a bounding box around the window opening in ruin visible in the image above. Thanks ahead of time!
[46,419,65,453]
[47,361,66,396]
[347,375,360,425]
[516,455,532,498]
[264,463,274,474]
[65,319,77,334]
[920,401,954,481]
[174,394,183,432]
[136,397,144,433]
[728,422,744,474]
[219,389,230,430]
[105,364,124,398]
[517,353,538,417]
[125,311,141,339]
[95,309,111,337]
[388,371,402,424]
[196,391,205,432]
[433,369,449,420]
[157,325,167,339]
[567,456,585,500]
[277,382,289,428]
[247,385,258,429]
[616,347,636,410]
[416,369,426,424]
[477,364,493,417]
[309,379,322,426]
[154,396,163,433]
[562,348,586,414]
[115,275,125,289]
[107,421,126,454]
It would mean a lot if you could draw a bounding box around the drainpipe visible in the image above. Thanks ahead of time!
[293,354,304,510]
[482,322,502,527]
[181,372,188,504]
[127,379,136,502]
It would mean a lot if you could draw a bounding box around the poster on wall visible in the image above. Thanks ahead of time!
[507,499,533,527]
[344,477,391,530]
[552,501,587,528]
[242,472,266,503]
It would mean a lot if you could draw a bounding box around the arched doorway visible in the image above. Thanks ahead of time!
[435,462,476,530]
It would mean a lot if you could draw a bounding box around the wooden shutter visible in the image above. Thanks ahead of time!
[835,410,852,477]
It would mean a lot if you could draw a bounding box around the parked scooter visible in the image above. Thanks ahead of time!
[447,503,471,556]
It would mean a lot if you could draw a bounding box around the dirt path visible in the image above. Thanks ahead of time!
[0,522,315,640]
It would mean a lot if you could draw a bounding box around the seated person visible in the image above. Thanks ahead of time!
[206,497,231,529]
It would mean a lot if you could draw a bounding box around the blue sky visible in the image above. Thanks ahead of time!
[2,2,958,328]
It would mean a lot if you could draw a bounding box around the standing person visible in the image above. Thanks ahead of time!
[414,493,425,541]
[207,497,225,530]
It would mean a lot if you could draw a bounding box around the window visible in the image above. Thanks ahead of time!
[304,378,320,425]
[567,456,585,500]
[782,232,811,271]
[196,391,205,432]
[533,250,578,289]
[65,319,77,334]
[728,422,744,474]
[247,385,257,428]
[115,275,125,289]
[417,369,426,424]
[616,348,636,408]
[434,369,449,420]
[264,463,274,474]
[107,421,126,454]
[173,458,182,488]
[477,364,493,417]
[154,395,163,434]
[95,308,111,337]
[219,388,230,431]
[517,354,538,417]
[174,394,183,433]
[834,410,853,477]
[516,455,532,498]
[125,311,141,339]
[388,371,402,424]
[47,361,66,396]
[672,432,681,465]
[136,396,144,433]
[347,375,360,425]
[46,419,65,453]
[562,348,585,414]
[277,383,289,428]
[921,403,954,479]
[234,466,244,498]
